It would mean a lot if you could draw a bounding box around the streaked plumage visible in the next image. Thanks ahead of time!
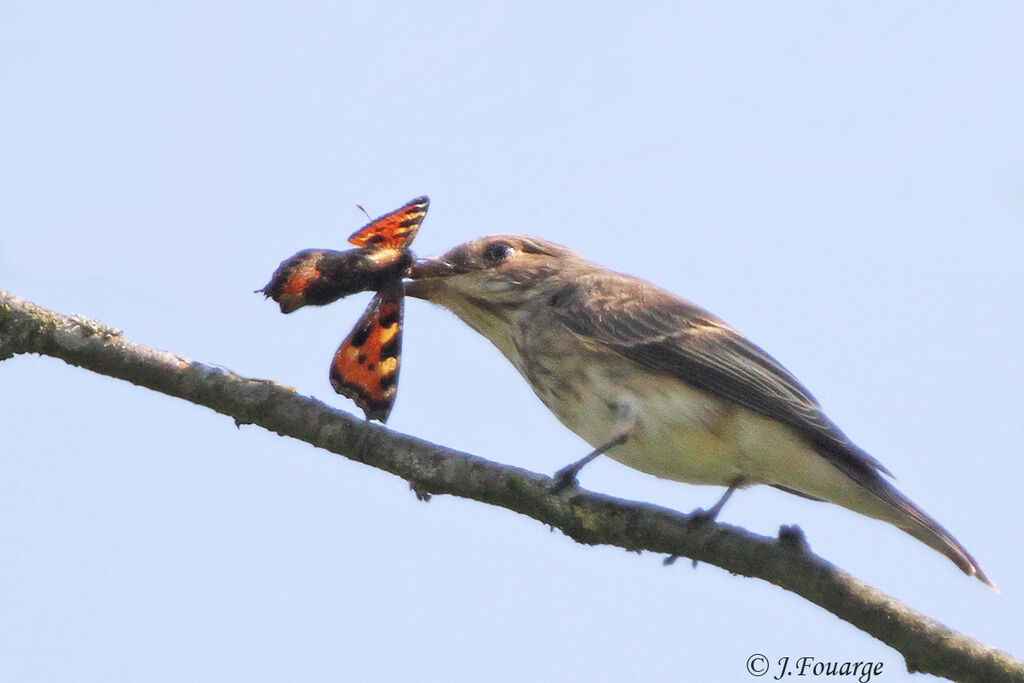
[406,234,992,587]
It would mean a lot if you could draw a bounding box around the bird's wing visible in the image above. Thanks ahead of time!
[551,272,892,480]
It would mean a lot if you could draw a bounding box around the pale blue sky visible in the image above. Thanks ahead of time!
[2,2,1022,681]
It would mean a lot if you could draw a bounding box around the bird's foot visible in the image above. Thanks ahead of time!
[549,464,582,494]
[688,506,720,525]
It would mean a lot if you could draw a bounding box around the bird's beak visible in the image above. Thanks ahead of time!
[408,255,462,280]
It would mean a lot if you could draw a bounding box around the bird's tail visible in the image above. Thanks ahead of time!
[869,477,995,590]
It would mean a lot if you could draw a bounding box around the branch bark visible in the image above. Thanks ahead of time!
[1,287,1020,683]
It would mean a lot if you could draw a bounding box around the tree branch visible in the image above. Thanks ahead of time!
[1,287,1020,683]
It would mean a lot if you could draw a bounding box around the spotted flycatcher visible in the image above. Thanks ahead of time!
[405,234,992,586]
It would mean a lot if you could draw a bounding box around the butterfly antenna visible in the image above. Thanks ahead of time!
[356,203,372,221]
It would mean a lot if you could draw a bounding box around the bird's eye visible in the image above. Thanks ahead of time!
[482,241,515,265]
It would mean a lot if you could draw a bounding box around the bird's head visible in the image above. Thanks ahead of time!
[406,234,586,307]
[405,235,590,353]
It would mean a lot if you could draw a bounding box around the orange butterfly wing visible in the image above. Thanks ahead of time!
[331,195,427,420]
[329,282,404,422]
[348,195,429,250]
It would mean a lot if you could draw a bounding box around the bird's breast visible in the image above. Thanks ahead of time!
[510,317,754,485]
[450,304,861,501]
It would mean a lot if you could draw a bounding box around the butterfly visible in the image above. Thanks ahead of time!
[259,196,429,422]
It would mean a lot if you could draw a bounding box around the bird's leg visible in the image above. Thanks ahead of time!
[550,433,629,493]
[664,476,747,567]
[550,402,634,493]
[695,476,747,522]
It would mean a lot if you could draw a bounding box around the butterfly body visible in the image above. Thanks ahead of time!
[260,196,429,422]
[260,248,413,314]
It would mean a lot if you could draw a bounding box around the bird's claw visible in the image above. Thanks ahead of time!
[549,466,580,494]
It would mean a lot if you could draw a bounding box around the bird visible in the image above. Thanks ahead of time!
[404,233,993,587]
